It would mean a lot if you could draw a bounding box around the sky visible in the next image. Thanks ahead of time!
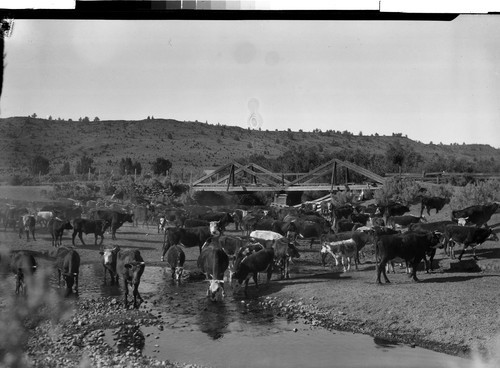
[1,14,500,148]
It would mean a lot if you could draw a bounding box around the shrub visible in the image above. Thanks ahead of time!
[450,179,500,210]
[374,177,423,206]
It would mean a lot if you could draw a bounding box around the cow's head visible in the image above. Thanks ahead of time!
[209,221,222,236]
[320,243,336,266]
[207,279,225,302]
[457,217,468,226]
[124,261,145,285]
[287,241,300,259]
[100,246,120,266]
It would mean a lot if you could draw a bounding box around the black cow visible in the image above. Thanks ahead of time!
[332,204,354,220]
[382,203,410,218]
[72,218,107,246]
[387,215,426,229]
[376,231,441,284]
[54,247,80,296]
[165,244,186,281]
[10,251,37,295]
[162,225,218,260]
[420,196,450,217]
[100,245,120,285]
[93,210,134,240]
[233,247,275,297]
[286,220,329,248]
[197,244,229,302]
[19,215,36,241]
[443,225,499,261]
[183,218,211,228]
[451,203,499,228]
[117,249,145,308]
[49,218,74,247]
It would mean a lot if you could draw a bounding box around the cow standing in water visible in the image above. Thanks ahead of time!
[165,244,185,282]
[197,244,229,302]
[55,247,80,296]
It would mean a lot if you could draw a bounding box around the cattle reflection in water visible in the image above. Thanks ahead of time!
[197,302,229,340]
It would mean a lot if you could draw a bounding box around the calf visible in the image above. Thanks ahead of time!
[321,238,357,272]
[376,231,441,284]
[93,210,134,240]
[19,215,36,241]
[272,238,300,280]
[451,203,499,228]
[10,251,37,295]
[49,218,74,247]
[72,218,107,246]
[197,244,229,302]
[100,245,120,285]
[233,247,275,297]
[55,247,80,296]
[165,244,185,281]
[443,225,499,261]
[420,196,450,217]
[117,249,145,308]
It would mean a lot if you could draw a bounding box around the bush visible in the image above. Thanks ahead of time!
[374,177,423,206]
[450,179,500,210]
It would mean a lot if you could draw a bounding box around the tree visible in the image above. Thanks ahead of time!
[120,157,142,175]
[151,158,172,176]
[30,155,50,175]
[93,116,100,122]
[75,154,95,174]
[60,162,71,175]
[386,141,406,174]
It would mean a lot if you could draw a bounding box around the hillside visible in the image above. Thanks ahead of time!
[1,117,499,179]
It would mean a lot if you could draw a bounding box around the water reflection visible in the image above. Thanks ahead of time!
[197,301,229,340]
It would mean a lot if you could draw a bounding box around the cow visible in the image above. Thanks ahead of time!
[232,209,248,231]
[233,246,275,297]
[204,235,249,283]
[36,211,54,227]
[116,249,145,308]
[133,205,151,227]
[420,196,450,217]
[320,239,357,272]
[161,224,219,260]
[249,230,284,248]
[286,220,329,248]
[350,213,371,226]
[54,247,80,296]
[375,231,441,284]
[164,244,186,281]
[100,245,120,285]
[451,203,500,228]
[72,218,107,246]
[197,212,234,232]
[49,218,74,247]
[4,206,28,231]
[19,215,36,241]
[183,218,211,228]
[197,243,229,302]
[387,215,426,229]
[93,210,134,240]
[272,237,300,279]
[10,251,37,295]
[335,219,362,233]
[443,225,499,261]
[381,202,410,220]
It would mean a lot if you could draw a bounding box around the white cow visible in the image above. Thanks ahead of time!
[320,239,357,272]
[36,211,54,227]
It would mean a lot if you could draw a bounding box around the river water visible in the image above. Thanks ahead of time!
[70,263,472,368]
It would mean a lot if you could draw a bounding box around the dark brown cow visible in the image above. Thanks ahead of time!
[271,237,300,280]
[49,218,74,247]
[116,249,145,308]
[165,244,186,281]
[72,218,107,246]
[55,247,80,296]
[161,225,219,260]
[451,203,499,228]
[233,247,275,297]
[375,231,441,284]
[387,215,426,229]
[420,196,450,217]
[93,210,134,240]
[443,225,499,260]
[197,243,229,302]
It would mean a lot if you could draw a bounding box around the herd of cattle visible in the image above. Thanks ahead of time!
[1,196,499,306]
